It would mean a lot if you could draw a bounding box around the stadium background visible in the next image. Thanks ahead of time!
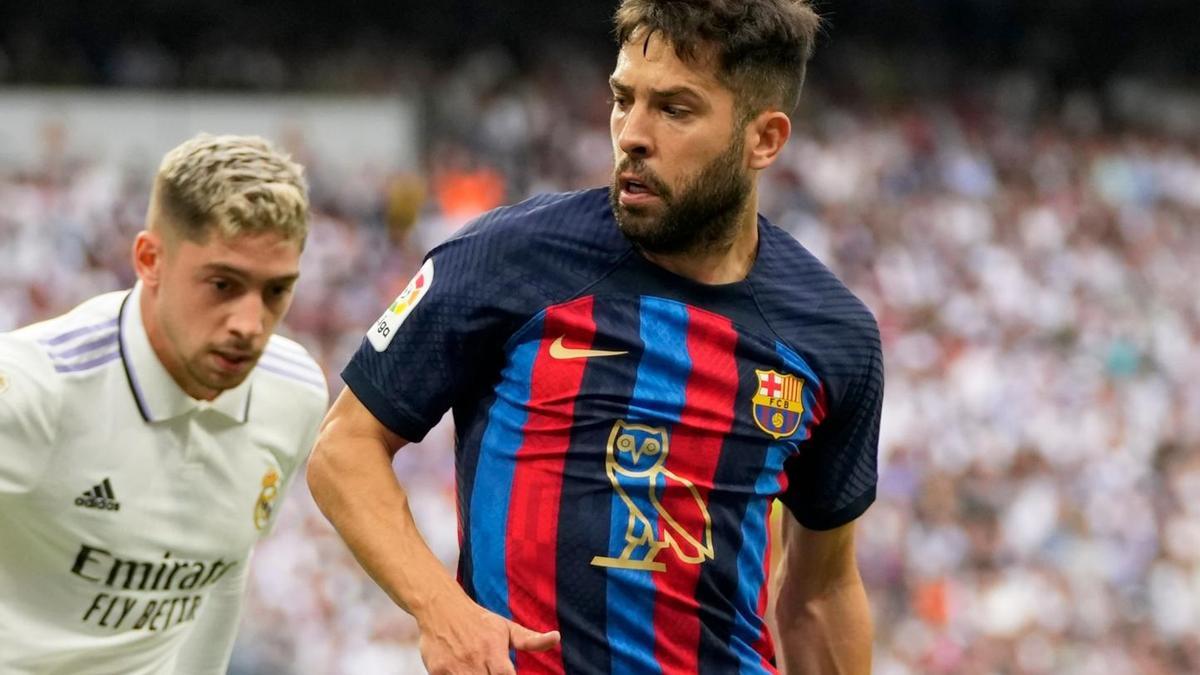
[2,1,1199,672]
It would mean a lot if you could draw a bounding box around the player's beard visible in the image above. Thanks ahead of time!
[610,134,751,256]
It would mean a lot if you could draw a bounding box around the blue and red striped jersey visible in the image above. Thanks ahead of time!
[344,188,883,674]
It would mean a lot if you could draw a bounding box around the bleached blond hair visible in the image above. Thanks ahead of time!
[152,133,309,247]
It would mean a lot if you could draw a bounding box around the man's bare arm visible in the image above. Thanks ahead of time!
[771,517,872,674]
[307,388,558,674]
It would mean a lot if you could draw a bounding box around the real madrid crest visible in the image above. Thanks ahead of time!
[253,468,280,531]
[752,369,805,439]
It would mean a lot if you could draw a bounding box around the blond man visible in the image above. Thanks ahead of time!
[0,134,328,674]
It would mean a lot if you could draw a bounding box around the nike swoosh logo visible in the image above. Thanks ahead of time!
[549,336,628,360]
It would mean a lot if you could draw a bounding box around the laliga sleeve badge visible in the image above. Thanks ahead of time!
[253,468,280,531]
[368,257,434,352]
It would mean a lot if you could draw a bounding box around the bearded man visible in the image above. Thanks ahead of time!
[309,2,881,673]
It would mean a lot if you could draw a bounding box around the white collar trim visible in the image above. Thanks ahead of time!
[118,283,252,424]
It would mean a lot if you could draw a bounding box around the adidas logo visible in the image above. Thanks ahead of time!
[75,478,120,511]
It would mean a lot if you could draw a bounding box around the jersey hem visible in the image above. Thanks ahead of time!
[783,486,876,531]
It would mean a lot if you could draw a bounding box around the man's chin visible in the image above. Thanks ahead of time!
[616,220,660,246]
[192,365,253,396]
[615,203,662,232]
[215,370,251,388]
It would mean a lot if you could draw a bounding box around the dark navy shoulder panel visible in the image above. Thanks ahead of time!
[751,219,884,530]
[750,219,881,417]
[343,188,631,442]
[427,188,633,328]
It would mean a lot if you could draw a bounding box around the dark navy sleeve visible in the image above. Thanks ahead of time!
[342,188,624,443]
[341,234,509,442]
[778,321,883,531]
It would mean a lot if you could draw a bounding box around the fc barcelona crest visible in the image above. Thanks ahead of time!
[752,370,805,439]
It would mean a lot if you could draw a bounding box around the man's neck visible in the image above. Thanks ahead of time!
[640,195,760,285]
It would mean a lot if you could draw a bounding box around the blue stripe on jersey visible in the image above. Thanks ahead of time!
[469,316,544,621]
[731,442,789,674]
[49,331,117,359]
[729,342,827,672]
[605,297,691,675]
[777,342,823,436]
[53,349,121,373]
[39,318,118,347]
[255,359,327,391]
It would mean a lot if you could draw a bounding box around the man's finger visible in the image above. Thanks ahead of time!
[508,621,561,652]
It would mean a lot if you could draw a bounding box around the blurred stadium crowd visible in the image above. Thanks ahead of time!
[3,28,1200,675]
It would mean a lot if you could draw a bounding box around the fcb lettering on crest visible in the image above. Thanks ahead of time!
[752,369,805,439]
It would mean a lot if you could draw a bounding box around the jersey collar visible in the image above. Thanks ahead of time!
[118,284,253,424]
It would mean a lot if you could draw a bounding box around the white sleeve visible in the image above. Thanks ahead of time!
[0,335,61,494]
[172,556,251,675]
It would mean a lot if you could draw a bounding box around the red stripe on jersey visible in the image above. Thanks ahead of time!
[506,298,596,674]
[810,381,828,428]
[652,308,739,673]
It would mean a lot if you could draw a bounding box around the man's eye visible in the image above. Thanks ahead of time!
[663,105,688,118]
[210,279,238,294]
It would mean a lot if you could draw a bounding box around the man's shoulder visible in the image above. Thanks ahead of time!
[419,188,630,312]
[457,187,614,237]
[11,290,126,343]
[5,290,129,380]
[755,220,879,349]
[254,335,329,411]
[248,335,327,469]
[0,292,127,450]
[435,188,627,265]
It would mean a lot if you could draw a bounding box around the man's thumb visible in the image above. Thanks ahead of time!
[508,621,561,652]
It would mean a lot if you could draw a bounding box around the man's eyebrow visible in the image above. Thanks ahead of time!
[608,78,704,103]
[201,263,299,285]
[652,86,703,101]
[609,77,631,93]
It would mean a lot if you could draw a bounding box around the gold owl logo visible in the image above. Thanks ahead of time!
[590,420,714,572]
[253,468,280,531]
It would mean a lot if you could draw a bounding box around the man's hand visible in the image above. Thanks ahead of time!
[309,388,560,673]
[417,590,560,675]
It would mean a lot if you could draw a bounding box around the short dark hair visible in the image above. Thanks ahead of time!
[614,0,820,121]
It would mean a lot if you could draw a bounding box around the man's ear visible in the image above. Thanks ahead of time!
[132,230,165,288]
[747,110,792,171]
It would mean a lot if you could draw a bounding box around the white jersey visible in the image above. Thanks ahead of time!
[0,285,328,674]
